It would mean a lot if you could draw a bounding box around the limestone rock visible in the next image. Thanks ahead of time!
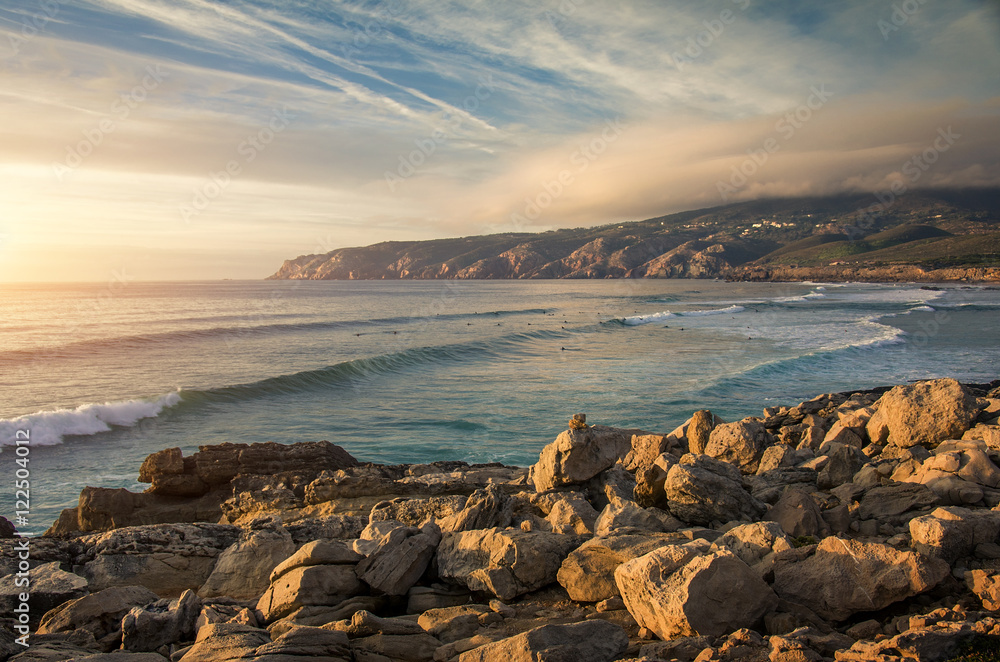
[857,483,939,522]
[198,522,294,599]
[417,604,490,643]
[909,506,1000,563]
[356,522,441,596]
[458,620,628,662]
[536,492,599,535]
[816,443,866,490]
[764,489,830,538]
[664,454,766,525]
[252,624,351,660]
[121,589,200,652]
[593,499,682,536]
[772,537,949,621]
[0,561,88,619]
[38,586,159,647]
[688,410,724,455]
[966,569,1000,610]
[615,547,778,639]
[438,486,512,532]
[634,454,674,508]
[557,531,689,602]
[437,529,581,601]
[270,540,362,582]
[704,419,773,474]
[874,378,981,448]
[76,523,240,596]
[177,623,271,662]
[530,425,639,492]
[256,563,365,623]
[624,433,681,472]
[351,632,442,662]
[712,522,794,570]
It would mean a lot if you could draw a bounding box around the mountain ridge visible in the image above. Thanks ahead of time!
[268,189,1000,282]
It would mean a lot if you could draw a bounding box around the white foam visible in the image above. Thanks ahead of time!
[623,305,745,325]
[0,392,182,446]
[909,305,937,313]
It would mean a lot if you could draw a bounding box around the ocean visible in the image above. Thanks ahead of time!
[2,279,999,535]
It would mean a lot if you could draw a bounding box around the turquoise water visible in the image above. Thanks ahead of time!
[2,279,999,534]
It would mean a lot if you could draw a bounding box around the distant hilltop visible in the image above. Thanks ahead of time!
[268,189,1000,282]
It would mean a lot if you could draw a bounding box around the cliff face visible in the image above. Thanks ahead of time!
[268,190,1000,281]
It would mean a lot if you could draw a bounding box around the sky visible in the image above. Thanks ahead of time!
[1,0,999,281]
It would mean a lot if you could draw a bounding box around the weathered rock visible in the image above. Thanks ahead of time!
[438,486,512,532]
[909,506,1000,562]
[351,632,442,662]
[966,569,1000,610]
[857,483,939,522]
[344,609,426,637]
[764,489,830,538]
[593,499,682,536]
[964,423,1000,449]
[874,378,981,448]
[457,620,628,662]
[615,547,777,639]
[48,487,229,536]
[557,531,689,602]
[38,586,159,649]
[187,441,358,490]
[687,410,723,455]
[530,425,639,492]
[356,522,441,595]
[270,540,362,582]
[437,529,581,601]
[77,523,240,596]
[256,563,365,623]
[406,584,472,614]
[624,433,675,472]
[121,589,200,652]
[634,459,672,509]
[713,522,794,570]
[585,464,637,511]
[664,454,766,525]
[816,443,866,490]
[772,537,949,621]
[535,492,599,535]
[177,623,271,662]
[252,624,351,660]
[0,561,88,620]
[417,604,490,643]
[704,419,773,474]
[198,521,294,599]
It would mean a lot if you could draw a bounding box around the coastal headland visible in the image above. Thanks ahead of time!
[3,377,1000,661]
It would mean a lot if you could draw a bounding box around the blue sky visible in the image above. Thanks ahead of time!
[1,0,998,280]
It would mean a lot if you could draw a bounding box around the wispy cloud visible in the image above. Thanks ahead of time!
[0,0,997,280]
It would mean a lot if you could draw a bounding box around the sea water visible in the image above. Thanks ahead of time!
[2,279,999,534]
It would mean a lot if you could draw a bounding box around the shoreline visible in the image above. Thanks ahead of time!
[3,377,1000,661]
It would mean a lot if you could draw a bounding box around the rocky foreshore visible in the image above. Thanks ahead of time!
[4,377,1000,662]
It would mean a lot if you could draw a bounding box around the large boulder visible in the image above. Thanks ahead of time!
[177,623,271,662]
[122,589,200,652]
[909,506,1000,563]
[557,531,688,602]
[458,620,628,662]
[593,499,682,536]
[0,561,88,621]
[703,419,773,474]
[873,378,981,448]
[772,537,950,621]
[356,523,441,596]
[764,488,830,538]
[615,546,777,639]
[251,624,352,660]
[664,454,766,525]
[437,529,581,601]
[687,410,724,455]
[966,569,1000,610]
[712,522,794,570]
[857,483,940,522]
[438,486,512,532]
[76,523,240,596]
[256,562,365,623]
[198,521,295,599]
[533,491,600,535]
[38,585,159,650]
[530,425,638,492]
